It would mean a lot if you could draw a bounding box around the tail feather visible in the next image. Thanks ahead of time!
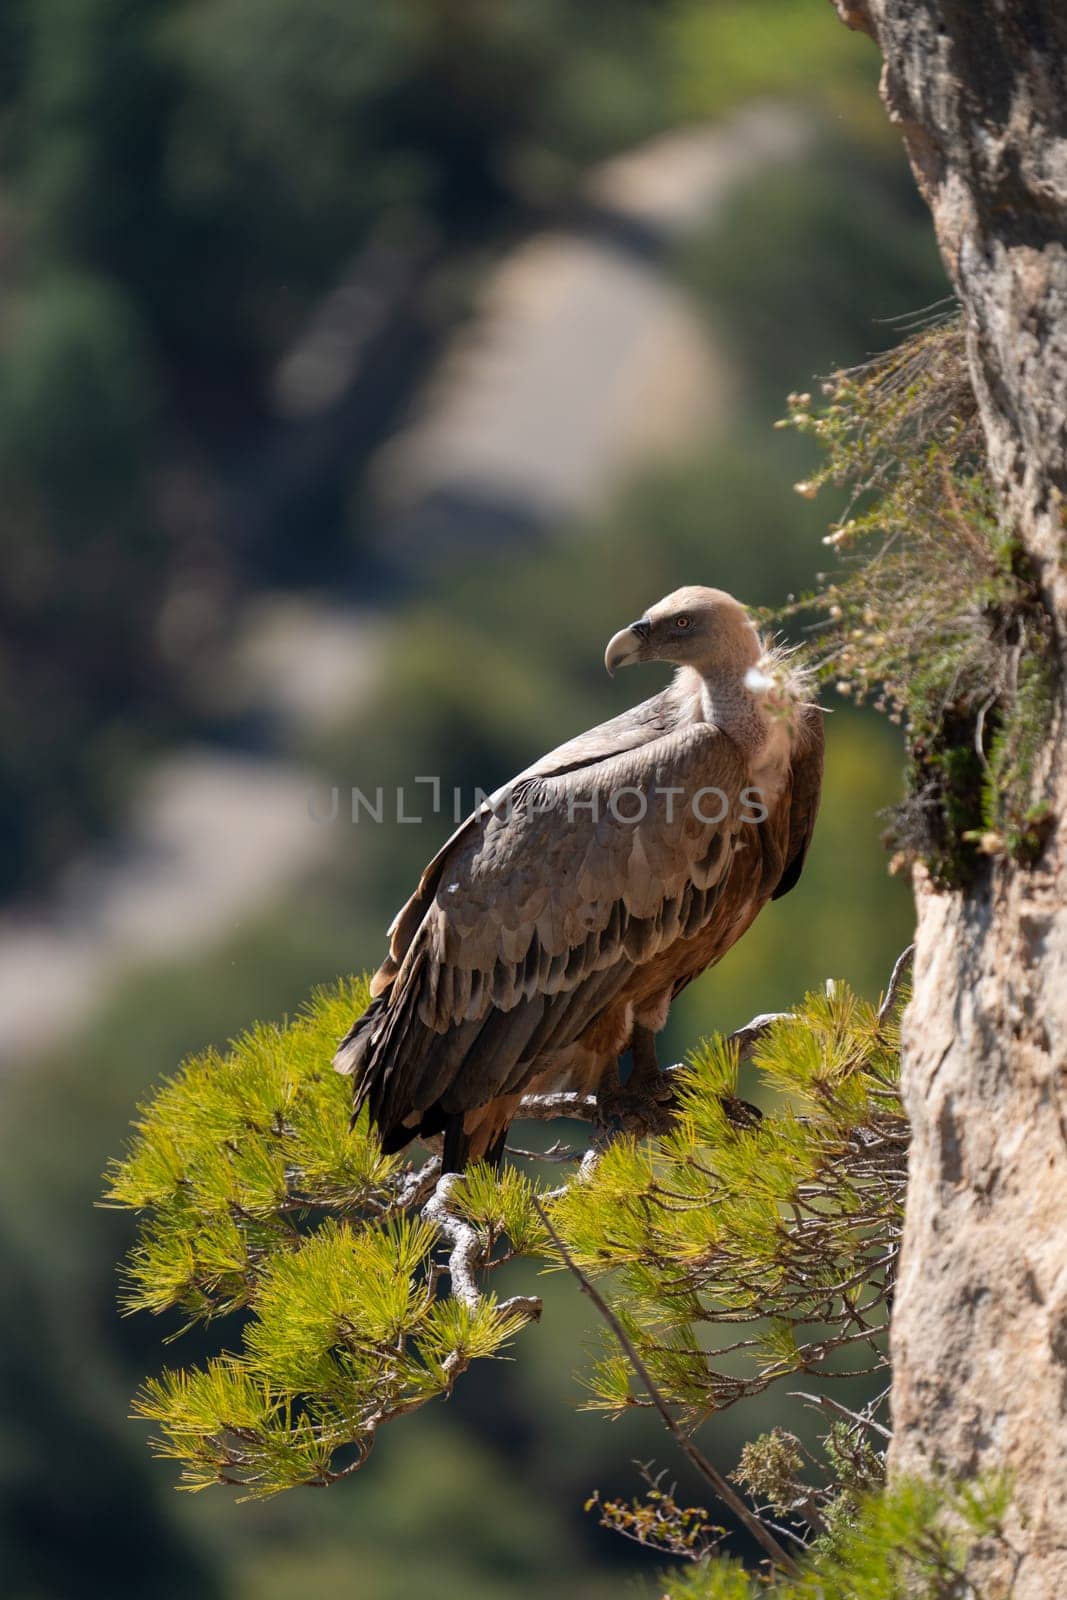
[334,946,629,1160]
[333,995,386,1083]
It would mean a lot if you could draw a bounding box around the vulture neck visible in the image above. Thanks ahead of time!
[677,665,769,759]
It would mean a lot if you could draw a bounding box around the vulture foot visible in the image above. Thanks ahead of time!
[595,1064,678,1140]
[593,1050,762,1142]
[626,1022,671,1097]
[718,1094,764,1130]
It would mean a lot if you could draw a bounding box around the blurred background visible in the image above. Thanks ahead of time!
[0,3,942,1596]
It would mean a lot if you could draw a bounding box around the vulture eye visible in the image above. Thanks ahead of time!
[675,615,692,629]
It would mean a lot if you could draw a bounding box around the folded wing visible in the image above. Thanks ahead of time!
[336,707,747,1150]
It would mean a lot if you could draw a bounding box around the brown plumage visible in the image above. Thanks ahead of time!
[335,586,823,1168]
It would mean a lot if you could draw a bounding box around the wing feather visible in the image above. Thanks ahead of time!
[416,723,745,1024]
[336,711,748,1137]
[771,706,825,900]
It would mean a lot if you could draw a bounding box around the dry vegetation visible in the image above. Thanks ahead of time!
[778,311,1056,884]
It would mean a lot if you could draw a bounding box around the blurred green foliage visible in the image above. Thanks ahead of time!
[0,0,670,893]
[669,0,881,130]
[0,1222,222,1600]
[683,139,944,410]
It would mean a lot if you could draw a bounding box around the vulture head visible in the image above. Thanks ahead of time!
[604,585,761,678]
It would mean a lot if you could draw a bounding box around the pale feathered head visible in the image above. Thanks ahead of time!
[604,586,762,678]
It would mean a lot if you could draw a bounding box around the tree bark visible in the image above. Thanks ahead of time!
[830,5,1067,1595]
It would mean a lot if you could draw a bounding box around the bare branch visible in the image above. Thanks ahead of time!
[422,1173,542,1322]
[518,1004,793,1132]
[514,1009,789,1140]
[504,1139,579,1163]
[422,1174,483,1309]
[878,944,915,1026]
[515,1090,598,1122]
[391,1154,442,1209]
[790,1389,892,1442]
[729,1012,792,1059]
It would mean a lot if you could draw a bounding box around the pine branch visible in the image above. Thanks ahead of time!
[532,1194,801,1579]
[421,1173,542,1321]
[106,962,910,1508]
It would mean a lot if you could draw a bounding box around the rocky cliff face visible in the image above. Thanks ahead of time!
[833,4,1067,1595]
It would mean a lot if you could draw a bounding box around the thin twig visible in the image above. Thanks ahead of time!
[790,1390,892,1441]
[531,1196,800,1578]
[505,1140,579,1163]
[878,944,915,1026]
[973,693,996,770]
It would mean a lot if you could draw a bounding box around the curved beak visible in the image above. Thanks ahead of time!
[604,618,652,676]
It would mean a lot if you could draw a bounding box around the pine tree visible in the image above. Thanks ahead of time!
[104,954,1012,1591]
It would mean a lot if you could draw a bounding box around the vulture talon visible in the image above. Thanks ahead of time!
[719,1095,764,1130]
[594,1080,678,1140]
[625,1021,670,1102]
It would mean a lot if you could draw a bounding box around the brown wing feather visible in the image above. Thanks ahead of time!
[771,705,825,900]
[366,686,686,997]
[652,705,823,1015]
[336,714,746,1148]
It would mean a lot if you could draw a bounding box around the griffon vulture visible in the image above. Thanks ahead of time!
[336,586,823,1169]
